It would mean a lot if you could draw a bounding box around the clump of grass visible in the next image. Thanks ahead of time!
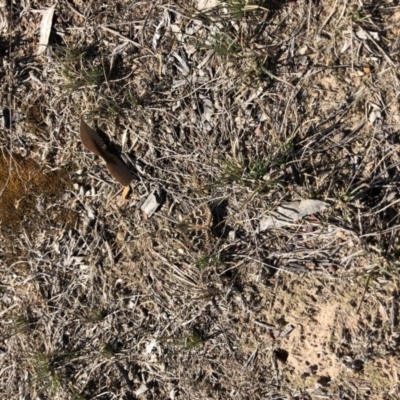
[3,315,27,340]
[96,89,140,118]
[64,65,103,90]
[194,0,280,58]
[161,332,205,353]
[125,89,139,107]
[97,95,123,118]
[221,157,284,193]
[243,56,291,88]
[199,32,240,57]
[225,0,275,18]
[180,333,204,350]
[243,58,271,87]
[195,255,225,271]
[53,46,104,90]
[197,0,276,22]
[349,6,370,23]
[195,255,213,270]
[84,309,108,324]
[32,352,60,395]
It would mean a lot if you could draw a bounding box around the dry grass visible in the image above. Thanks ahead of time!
[1,0,400,399]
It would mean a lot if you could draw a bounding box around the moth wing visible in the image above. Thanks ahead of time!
[106,158,136,186]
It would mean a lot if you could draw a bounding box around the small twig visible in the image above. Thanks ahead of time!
[141,2,157,47]
[100,25,142,49]
[254,321,276,329]
[364,30,396,68]
[356,273,372,315]
[65,2,151,53]
[318,0,339,33]
[65,1,85,19]
[114,362,135,391]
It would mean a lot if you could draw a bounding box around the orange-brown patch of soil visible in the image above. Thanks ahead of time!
[0,153,75,233]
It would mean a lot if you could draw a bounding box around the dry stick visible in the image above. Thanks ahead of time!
[361,224,400,237]
[100,25,142,49]
[261,68,296,89]
[238,255,352,279]
[318,0,339,34]
[65,1,85,19]
[140,2,157,48]
[364,197,400,218]
[160,77,223,102]
[364,31,396,68]
[356,273,372,315]
[159,5,206,23]
[65,1,151,53]
[114,362,135,391]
